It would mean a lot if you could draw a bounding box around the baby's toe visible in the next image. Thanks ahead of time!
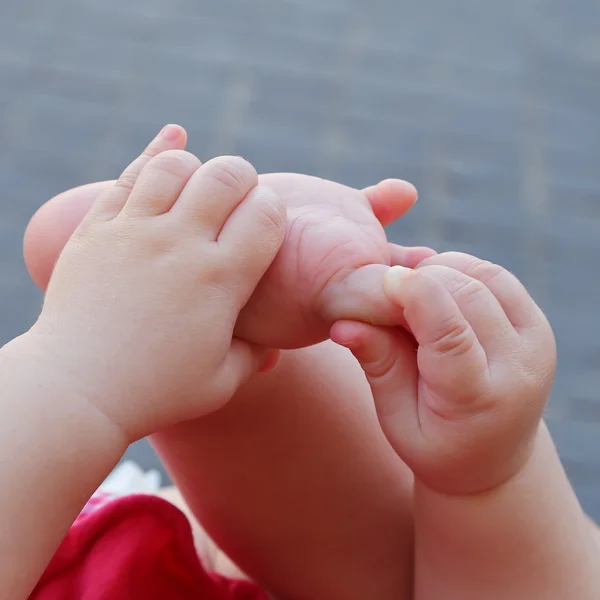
[171,156,258,238]
[363,179,418,226]
[121,149,201,217]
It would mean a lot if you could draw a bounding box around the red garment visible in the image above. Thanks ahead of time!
[31,492,267,600]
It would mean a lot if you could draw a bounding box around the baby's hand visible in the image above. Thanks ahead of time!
[29,126,286,443]
[332,252,556,495]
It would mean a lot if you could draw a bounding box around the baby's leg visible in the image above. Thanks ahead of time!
[24,168,416,599]
[152,341,414,600]
[154,486,248,581]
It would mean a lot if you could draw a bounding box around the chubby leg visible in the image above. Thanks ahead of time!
[152,341,415,600]
[23,151,418,598]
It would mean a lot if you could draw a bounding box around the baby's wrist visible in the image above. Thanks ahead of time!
[2,330,130,452]
[414,423,543,499]
[412,422,600,595]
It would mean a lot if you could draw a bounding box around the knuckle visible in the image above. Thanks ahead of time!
[429,315,476,357]
[251,189,286,237]
[363,353,397,380]
[451,276,488,307]
[139,223,177,254]
[468,259,507,286]
[114,169,138,192]
[524,330,557,383]
[149,149,201,178]
[141,147,158,160]
[205,156,258,194]
[434,252,509,286]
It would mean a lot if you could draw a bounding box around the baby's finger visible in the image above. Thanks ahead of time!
[419,252,539,331]
[330,320,420,454]
[384,266,490,396]
[389,243,437,268]
[121,150,202,216]
[90,124,187,220]
[219,185,287,308]
[411,264,519,357]
[173,156,258,234]
[362,179,418,226]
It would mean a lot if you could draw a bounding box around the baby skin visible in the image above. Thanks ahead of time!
[332,254,600,598]
[1,146,289,598]
[25,126,434,600]
[25,134,433,350]
[15,125,600,598]
[24,125,430,599]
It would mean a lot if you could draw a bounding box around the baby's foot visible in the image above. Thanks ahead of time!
[30,126,286,442]
[332,252,556,495]
[24,174,428,293]
[24,166,435,349]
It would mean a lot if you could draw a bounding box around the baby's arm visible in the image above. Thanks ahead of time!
[0,336,127,598]
[333,252,600,599]
[1,128,285,599]
[413,424,599,599]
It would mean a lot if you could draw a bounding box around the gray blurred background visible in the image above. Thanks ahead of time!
[2,0,600,516]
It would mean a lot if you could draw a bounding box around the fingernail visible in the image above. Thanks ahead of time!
[159,124,182,142]
[384,265,412,298]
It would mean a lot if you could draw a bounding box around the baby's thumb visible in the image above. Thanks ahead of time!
[221,339,280,398]
[330,321,419,457]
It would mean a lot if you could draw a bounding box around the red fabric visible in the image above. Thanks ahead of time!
[31,493,267,600]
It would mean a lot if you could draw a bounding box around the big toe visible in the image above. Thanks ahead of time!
[363,179,418,227]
